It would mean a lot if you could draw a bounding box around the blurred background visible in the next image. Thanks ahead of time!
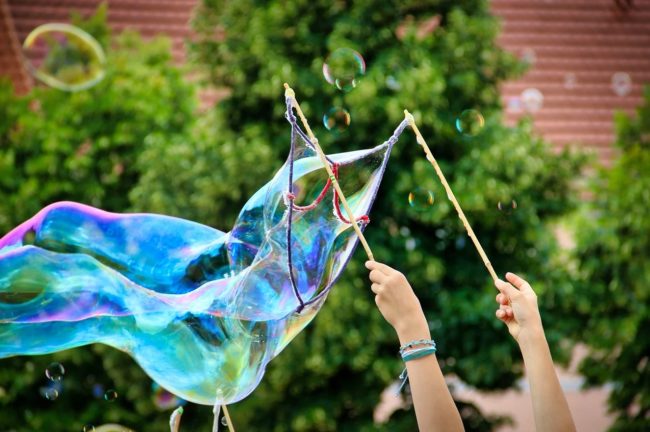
[0,0,648,431]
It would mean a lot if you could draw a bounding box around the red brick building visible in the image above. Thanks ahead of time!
[2,0,649,164]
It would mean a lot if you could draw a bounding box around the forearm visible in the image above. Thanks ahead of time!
[518,329,576,432]
[396,320,464,432]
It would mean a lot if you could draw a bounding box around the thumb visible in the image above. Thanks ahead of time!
[495,278,519,299]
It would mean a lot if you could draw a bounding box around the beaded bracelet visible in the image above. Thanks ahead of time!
[399,338,436,356]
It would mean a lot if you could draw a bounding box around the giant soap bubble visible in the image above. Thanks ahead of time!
[0,97,407,405]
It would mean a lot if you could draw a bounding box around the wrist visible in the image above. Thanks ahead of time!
[395,314,430,345]
[516,324,546,351]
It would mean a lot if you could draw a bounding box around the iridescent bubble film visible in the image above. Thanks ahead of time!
[0,102,403,405]
[22,23,106,92]
[323,107,351,133]
[521,88,544,113]
[45,362,65,381]
[455,109,485,136]
[497,200,518,215]
[611,72,632,96]
[104,389,118,402]
[408,188,434,210]
[322,48,366,92]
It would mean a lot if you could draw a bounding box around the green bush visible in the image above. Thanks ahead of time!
[566,87,650,431]
[0,5,199,431]
[142,0,585,429]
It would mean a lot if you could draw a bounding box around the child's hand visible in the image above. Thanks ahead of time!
[494,272,544,343]
[365,260,427,335]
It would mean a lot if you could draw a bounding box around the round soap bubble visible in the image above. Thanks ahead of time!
[322,48,366,92]
[83,426,96,432]
[521,88,544,113]
[563,73,577,90]
[45,362,65,381]
[455,109,485,136]
[41,387,59,401]
[611,72,631,96]
[497,200,518,215]
[323,107,351,133]
[520,48,536,66]
[408,188,434,211]
[104,389,118,402]
[22,23,106,92]
[221,416,229,427]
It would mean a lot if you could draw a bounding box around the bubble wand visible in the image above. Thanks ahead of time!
[404,110,498,282]
[284,83,375,261]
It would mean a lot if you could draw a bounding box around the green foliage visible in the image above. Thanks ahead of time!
[0,6,202,432]
[0,22,195,233]
[566,87,650,431]
[163,0,584,429]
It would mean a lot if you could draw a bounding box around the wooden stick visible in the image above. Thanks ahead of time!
[222,405,235,431]
[284,83,375,261]
[404,110,498,282]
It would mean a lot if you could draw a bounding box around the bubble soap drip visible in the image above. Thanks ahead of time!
[0,90,410,405]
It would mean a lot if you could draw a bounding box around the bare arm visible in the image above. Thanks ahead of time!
[366,261,464,432]
[495,273,576,432]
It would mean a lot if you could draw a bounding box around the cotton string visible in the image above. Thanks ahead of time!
[284,83,375,261]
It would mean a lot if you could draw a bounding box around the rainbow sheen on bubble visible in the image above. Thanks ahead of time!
[0,107,402,405]
[153,382,185,410]
[45,362,65,381]
[22,23,106,92]
[104,389,118,402]
[521,88,544,113]
[497,200,518,215]
[323,107,351,133]
[322,48,366,92]
[455,109,485,136]
[611,72,632,97]
[408,188,434,210]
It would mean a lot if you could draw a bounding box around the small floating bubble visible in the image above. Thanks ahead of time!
[323,48,366,92]
[104,389,118,401]
[521,88,544,113]
[323,107,351,133]
[408,189,434,211]
[611,72,631,96]
[455,109,485,136]
[497,200,518,215]
[45,363,65,381]
[42,388,59,401]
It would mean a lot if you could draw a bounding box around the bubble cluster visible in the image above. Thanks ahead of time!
[322,48,366,92]
[323,107,351,133]
[45,362,65,381]
[22,23,106,92]
[455,109,485,136]
[408,189,434,211]
[521,88,544,113]
[611,72,632,96]
[497,200,518,215]
[104,389,118,402]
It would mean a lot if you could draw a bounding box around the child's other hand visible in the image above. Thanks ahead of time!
[365,260,426,335]
[494,272,544,343]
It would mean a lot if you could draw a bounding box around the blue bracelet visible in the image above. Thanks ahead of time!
[402,346,437,362]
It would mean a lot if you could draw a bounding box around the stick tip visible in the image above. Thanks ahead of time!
[283,83,295,98]
[404,110,415,124]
